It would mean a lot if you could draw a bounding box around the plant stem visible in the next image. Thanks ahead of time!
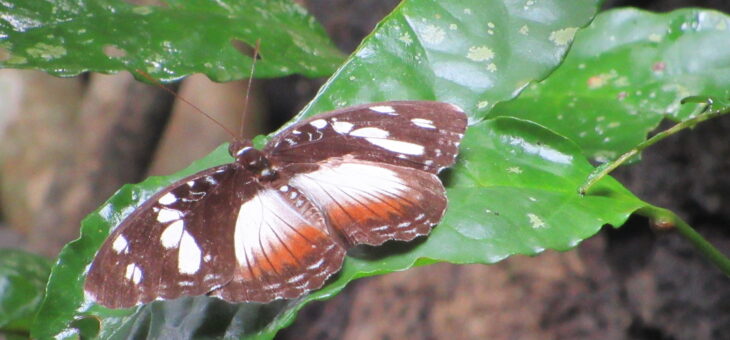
[636,206,730,277]
[579,99,729,195]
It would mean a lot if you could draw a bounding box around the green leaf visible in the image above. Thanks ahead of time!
[491,8,730,162]
[34,0,612,338]
[0,0,344,81]
[290,0,600,123]
[0,249,52,333]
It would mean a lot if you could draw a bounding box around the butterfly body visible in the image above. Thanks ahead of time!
[85,101,467,308]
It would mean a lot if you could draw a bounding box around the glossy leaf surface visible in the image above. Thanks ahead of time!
[0,249,52,333]
[0,0,344,81]
[491,8,730,162]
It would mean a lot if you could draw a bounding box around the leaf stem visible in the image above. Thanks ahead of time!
[636,206,730,277]
[580,98,729,195]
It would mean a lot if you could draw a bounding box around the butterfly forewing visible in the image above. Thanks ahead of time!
[84,165,244,308]
[265,101,467,174]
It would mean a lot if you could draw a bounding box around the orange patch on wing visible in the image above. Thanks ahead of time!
[252,225,329,274]
[328,196,412,227]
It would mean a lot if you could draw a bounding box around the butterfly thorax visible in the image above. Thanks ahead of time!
[229,139,276,181]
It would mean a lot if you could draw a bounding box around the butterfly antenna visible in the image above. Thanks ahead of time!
[240,39,261,140]
[135,69,239,141]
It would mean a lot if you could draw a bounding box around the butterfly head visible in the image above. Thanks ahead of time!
[229,139,275,179]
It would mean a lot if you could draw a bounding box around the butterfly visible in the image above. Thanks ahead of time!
[84,101,467,308]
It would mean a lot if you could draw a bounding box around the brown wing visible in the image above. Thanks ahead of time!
[84,165,246,308]
[265,101,467,174]
[287,157,447,246]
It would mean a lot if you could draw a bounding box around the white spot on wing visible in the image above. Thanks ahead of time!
[332,121,354,134]
[350,127,390,138]
[112,235,128,253]
[350,127,424,155]
[366,139,425,155]
[288,273,306,283]
[158,192,176,205]
[307,258,325,270]
[178,231,202,274]
[309,119,327,129]
[369,105,397,114]
[157,208,182,223]
[160,220,184,249]
[125,263,143,284]
[411,118,436,129]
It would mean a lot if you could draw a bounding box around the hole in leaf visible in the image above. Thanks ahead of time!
[103,44,127,58]
[230,39,262,60]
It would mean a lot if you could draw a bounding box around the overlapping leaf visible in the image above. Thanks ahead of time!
[32,0,636,338]
[0,0,344,81]
[491,8,730,162]
[0,249,52,333]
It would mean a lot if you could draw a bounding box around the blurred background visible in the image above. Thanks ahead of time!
[1,0,729,338]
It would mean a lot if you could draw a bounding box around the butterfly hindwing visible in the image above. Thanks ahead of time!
[287,157,447,246]
[265,101,467,174]
[212,185,345,302]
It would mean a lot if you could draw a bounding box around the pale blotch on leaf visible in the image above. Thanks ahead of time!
[527,213,546,229]
[132,6,154,15]
[399,33,413,45]
[507,166,522,174]
[548,27,579,46]
[593,151,617,163]
[613,76,629,87]
[103,45,127,58]
[587,70,618,89]
[648,33,662,42]
[466,45,495,62]
[449,24,458,31]
[421,25,445,44]
[519,25,529,35]
[486,63,497,72]
[26,43,66,61]
[464,8,472,14]
[477,101,489,109]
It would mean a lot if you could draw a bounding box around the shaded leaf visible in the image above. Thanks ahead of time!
[491,8,730,162]
[0,0,344,81]
[0,249,52,332]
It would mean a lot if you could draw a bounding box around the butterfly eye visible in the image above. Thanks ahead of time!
[228,140,253,157]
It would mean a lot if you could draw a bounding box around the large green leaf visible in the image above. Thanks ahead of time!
[34,0,613,338]
[491,8,730,162]
[0,249,52,333]
[0,0,344,81]
[290,0,600,122]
